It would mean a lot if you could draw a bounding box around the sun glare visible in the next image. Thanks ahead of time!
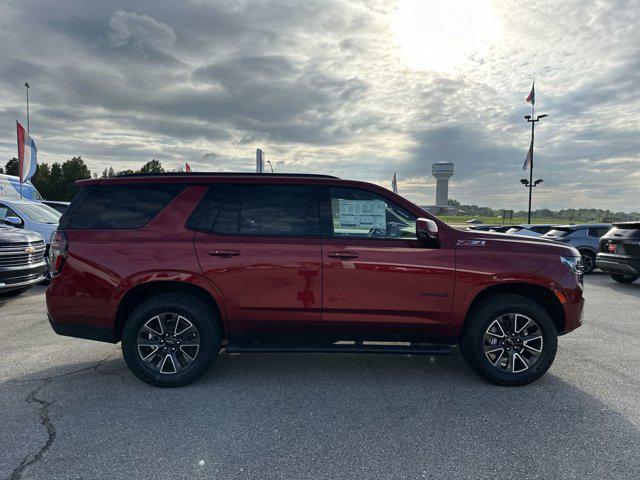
[392,0,502,73]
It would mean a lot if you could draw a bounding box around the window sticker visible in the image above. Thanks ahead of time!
[338,199,386,229]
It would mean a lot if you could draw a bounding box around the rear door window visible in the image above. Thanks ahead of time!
[68,184,185,229]
[198,184,320,237]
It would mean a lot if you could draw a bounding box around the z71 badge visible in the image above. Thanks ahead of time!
[457,239,486,247]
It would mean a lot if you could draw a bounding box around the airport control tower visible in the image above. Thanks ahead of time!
[432,162,454,211]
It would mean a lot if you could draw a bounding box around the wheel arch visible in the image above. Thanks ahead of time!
[463,283,565,336]
[114,281,225,342]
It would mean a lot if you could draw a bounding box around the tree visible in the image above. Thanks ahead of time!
[5,158,18,176]
[59,156,91,200]
[32,164,53,199]
[139,159,164,174]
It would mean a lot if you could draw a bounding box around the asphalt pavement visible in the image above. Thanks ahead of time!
[1,273,639,479]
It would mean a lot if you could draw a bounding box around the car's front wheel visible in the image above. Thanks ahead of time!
[610,273,638,284]
[460,294,558,386]
[121,293,222,387]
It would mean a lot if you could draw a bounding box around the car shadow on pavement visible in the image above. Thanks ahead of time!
[3,350,639,479]
[588,271,640,299]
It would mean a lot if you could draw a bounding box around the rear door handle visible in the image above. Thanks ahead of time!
[327,251,359,259]
[209,250,241,258]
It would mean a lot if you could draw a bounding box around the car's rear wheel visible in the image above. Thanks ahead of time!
[121,293,222,387]
[579,250,596,274]
[460,294,558,386]
[610,273,638,284]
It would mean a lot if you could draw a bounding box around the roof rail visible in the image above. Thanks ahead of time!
[113,172,339,179]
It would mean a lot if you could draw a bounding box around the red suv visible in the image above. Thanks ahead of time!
[46,173,584,387]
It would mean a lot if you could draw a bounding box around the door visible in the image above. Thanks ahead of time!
[320,186,455,337]
[194,183,323,338]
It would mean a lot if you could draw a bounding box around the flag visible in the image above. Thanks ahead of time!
[525,82,535,105]
[522,140,533,171]
[16,121,37,183]
[185,162,191,172]
[391,172,398,193]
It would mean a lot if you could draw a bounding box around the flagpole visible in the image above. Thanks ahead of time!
[523,82,546,224]
[25,82,30,133]
[528,104,534,224]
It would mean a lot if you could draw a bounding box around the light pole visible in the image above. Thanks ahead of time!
[524,113,548,223]
[24,82,30,133]
[266,160,274,173]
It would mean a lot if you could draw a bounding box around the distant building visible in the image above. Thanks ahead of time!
[431,162,455,214]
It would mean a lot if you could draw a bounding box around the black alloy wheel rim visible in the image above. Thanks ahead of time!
[483,313,544,374]
[581,253,594,272]
[137,313,200,375]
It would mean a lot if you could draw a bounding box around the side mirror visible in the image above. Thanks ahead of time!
[416,217,438,241]
[4,216,23,228]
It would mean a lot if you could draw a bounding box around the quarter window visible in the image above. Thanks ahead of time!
[326,187,416,239]
[68,184,185,229]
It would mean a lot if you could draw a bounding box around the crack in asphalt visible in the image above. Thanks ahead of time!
[8,380,56,480]
[93,363,128,384]
[5,355,126,480]
[7,354,118,384]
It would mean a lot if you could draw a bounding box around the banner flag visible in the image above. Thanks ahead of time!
[16,121,37,183]
[525,82,535,105]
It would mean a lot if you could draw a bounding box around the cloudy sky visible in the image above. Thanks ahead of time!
[1,0,638,211]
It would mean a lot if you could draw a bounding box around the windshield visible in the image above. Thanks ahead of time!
[506,227,522,234]
[16,202,61,224]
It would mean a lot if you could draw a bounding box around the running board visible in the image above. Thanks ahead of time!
[224,342,452,355]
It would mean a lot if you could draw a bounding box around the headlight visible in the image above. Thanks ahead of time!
[560,255,583,273]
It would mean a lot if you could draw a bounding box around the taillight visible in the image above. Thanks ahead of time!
[49,230,68,275]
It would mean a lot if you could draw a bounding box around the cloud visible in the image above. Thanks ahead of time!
[0,0,637,211]
[108,10,177,50]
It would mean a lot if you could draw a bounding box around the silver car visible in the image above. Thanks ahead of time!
[543,223,611,273]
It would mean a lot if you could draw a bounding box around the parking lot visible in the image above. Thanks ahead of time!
[0,273,638,480]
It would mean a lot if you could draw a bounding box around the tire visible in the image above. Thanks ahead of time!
[0,287,30,298]
[460,293,558,386]
[610,273,638,284]
[121,293,222,388]
[579,250,596,274]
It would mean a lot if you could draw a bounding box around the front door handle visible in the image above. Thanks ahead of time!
[327,251,359,259]
[209,250,241,258]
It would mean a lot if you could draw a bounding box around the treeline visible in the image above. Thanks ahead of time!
[1,157,175,201]
[2,157,639,220]
[446,199,639,223]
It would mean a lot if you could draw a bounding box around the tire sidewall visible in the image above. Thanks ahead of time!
[610,273,638,284]
[121,293,221,387]
[462,295,558,386]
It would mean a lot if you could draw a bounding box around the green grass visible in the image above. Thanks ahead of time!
[437,215,573,226]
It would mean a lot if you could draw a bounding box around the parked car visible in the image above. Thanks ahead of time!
[47,173,584,388]
[543,224,611,274]
[41,200,70,214]
[0,224,46,297]
[596,222,640,284]
[505,224,557,237]
[488,226,513,233]
[0,174,43,201]
[0,199,62,246]
[467,224,500,231]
